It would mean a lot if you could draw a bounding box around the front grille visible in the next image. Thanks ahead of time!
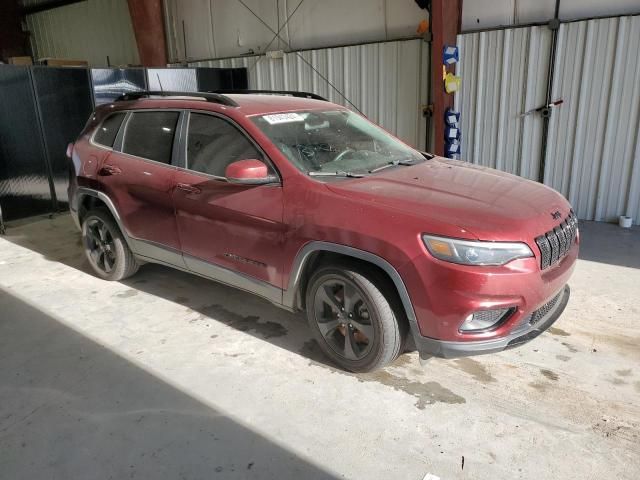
[529,290,563,326]
[535,211,578,269]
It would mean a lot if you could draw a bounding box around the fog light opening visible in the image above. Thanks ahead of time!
[459,308,514,333]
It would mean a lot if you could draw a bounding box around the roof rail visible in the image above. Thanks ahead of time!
[210,89,328,101]
[115,91,238,107]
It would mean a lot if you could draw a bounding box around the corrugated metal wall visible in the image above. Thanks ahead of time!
[454,26,551,180]
[456,15,640,223]
[163,0,427,63]
[25,0,139,66]
[191,39,429,150]
[544,15,640,223]
[462,0,640,31]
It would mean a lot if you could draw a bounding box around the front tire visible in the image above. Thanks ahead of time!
[305,263,407,372]
[82,209,138,281]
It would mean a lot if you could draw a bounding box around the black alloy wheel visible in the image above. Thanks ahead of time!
[81,209,139,281]
[84,217,117,274]
[313,276,375,361]
[306,264,407,372]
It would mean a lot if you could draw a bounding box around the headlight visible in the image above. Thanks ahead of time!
[422,234,534,266]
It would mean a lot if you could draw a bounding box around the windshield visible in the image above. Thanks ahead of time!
[251,110,424,175]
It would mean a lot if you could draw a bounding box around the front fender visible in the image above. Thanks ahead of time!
[283,241,423,347]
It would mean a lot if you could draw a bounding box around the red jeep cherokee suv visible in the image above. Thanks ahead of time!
[68,90,578,372]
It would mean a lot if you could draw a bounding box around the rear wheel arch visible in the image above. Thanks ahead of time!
[78,194,108,224]
[76,189,133,251]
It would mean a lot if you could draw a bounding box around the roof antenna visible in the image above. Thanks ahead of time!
[156,73,164,92]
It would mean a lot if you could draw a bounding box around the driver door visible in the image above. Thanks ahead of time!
[172,112,286,291]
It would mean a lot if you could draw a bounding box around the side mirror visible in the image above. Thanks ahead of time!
[225,159,278,185]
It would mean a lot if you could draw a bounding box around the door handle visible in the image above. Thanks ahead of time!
[176,183,201,194]
[98,164,122,176]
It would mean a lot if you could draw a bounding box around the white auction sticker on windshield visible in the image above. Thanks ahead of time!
[263,113,305,124]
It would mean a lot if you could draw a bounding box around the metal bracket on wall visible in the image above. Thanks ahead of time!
[422,104,434,117]
[520,99,564,118]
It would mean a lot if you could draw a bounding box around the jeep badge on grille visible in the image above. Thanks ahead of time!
[551,211,562,220]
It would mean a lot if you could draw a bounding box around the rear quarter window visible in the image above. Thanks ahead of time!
[93,113,126,147]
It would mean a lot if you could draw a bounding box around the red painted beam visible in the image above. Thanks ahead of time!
[127,0,168,67]
[430,0,462,156]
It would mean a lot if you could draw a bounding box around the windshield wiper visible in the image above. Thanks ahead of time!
[369,158,422,173]
[308,171,366,178]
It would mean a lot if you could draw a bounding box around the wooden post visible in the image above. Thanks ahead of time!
[127,0,168,67]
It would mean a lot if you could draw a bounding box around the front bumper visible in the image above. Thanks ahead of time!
[414,284,570,359]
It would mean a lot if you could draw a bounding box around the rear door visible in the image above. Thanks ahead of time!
[99,109,184,264]
[172,111,285,290]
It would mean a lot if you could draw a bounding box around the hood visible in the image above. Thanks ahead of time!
[325,157,571,242]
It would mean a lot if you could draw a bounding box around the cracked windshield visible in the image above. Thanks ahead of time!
[252,110,424,176]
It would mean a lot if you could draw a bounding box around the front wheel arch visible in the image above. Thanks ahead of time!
[286,244,417,336]
[304,261,409,371]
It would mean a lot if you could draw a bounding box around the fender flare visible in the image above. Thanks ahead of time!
[75,187,135,251]
[283,241,421,338]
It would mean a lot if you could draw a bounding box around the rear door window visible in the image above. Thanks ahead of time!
[122,111,180,164]
[93,112,125,148]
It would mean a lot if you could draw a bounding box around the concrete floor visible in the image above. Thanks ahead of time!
[0,214,639,480]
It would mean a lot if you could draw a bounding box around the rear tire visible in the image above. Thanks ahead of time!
[82,209,139,281]
[305,262,407,372]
